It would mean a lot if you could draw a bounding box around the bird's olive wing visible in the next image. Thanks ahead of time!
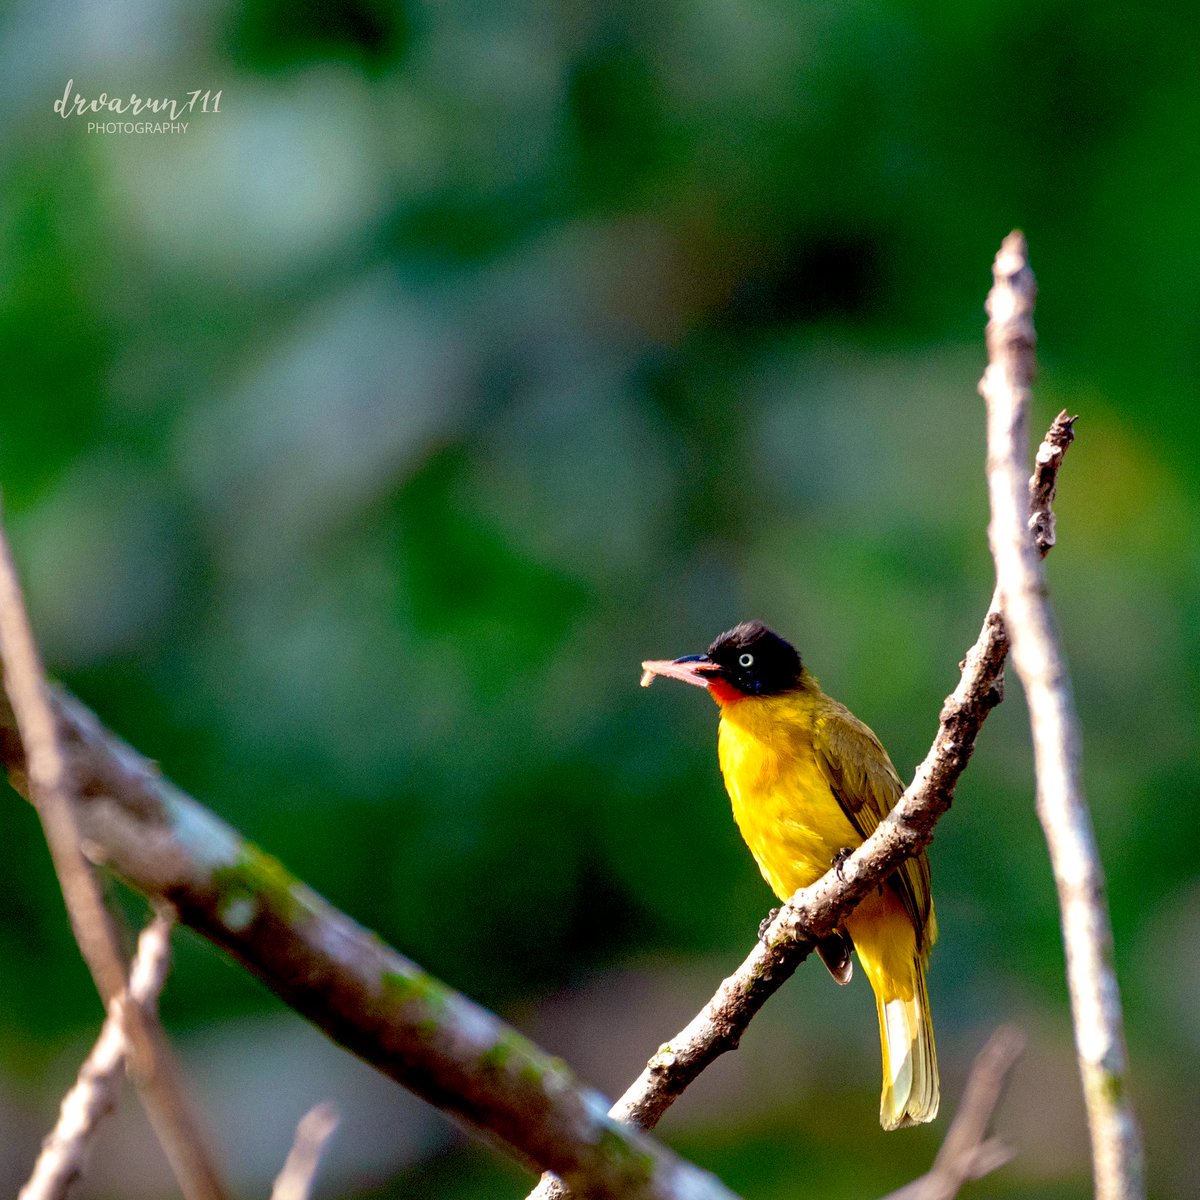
[812,704,937,956]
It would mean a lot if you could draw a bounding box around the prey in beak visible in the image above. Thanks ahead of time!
[640,653,716,689]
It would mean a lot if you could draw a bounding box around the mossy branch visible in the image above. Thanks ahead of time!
[0,687,738,1200]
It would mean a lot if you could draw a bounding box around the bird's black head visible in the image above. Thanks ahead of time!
[704,621,803,697]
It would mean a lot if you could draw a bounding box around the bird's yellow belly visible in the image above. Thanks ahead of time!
[719,716,861,901]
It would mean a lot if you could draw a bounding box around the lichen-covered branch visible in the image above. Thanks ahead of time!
[980,231,1144,1200]
[20,914,175,1200]
[0,690,738,1200]
[524,407,1074,1200]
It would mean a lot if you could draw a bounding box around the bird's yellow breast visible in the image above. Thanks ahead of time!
[717,691,861,901]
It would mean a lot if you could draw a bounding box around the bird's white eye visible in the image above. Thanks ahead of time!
[738,652,754,668]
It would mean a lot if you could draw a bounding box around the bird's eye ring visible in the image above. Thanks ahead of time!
[738,652,754,668]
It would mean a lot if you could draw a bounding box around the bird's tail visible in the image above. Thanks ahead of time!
[874,964,939,1130]
[849,890,939,1130]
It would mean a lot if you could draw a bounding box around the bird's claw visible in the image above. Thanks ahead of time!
[757,907,781,943]
[832,848,853,881]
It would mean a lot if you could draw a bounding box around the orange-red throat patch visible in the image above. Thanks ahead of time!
[706,678,745,706]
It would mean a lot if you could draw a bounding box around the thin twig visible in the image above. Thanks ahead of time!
[524,410,1074,1200]
[980,231,1144,1200]
[0,520,124,1002]
[270,1103,340,1200]
[20,914,175,1200]
[0,513,228,1200]
[882,1026,1024,1200]
[1028,412,1077,556]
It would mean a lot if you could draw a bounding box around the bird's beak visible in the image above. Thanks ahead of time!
[640,653,717,689]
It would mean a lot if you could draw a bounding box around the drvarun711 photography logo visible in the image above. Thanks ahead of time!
[52,79,222,134]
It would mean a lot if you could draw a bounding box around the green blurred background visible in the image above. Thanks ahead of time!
[1,1,1197,1197]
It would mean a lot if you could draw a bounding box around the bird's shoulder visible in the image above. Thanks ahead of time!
[809,694,904,826]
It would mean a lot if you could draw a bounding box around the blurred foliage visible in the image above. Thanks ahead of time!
[1,0,1198,1197]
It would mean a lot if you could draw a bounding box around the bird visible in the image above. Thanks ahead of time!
[640,619,938,1130]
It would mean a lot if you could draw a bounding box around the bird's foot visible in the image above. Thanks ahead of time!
[757,907,781,943]
[832,848,853,881]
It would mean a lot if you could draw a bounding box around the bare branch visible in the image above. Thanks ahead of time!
[20,914,175,1200]
[0,695,740,1200]
[0,513,228,1200]
[980,231,1144,1200]
[882,1026,1023,1200]
[0,516,125,1004]
[525,416,1072,1200]
[271,1103,340,1200]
